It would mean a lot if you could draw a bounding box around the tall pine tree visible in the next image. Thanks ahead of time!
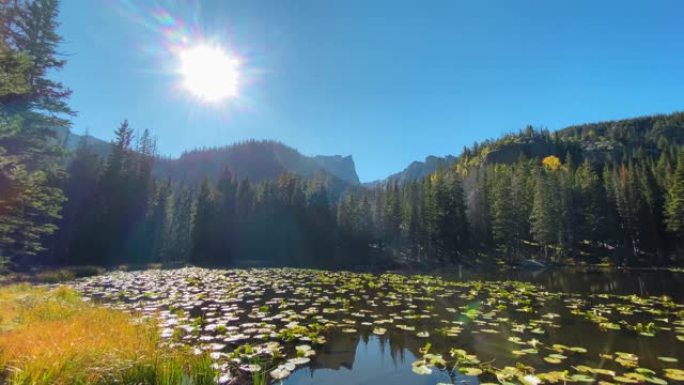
[0,0,71,266]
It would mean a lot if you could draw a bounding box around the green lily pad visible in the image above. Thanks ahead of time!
[658,357,678,363]
[412,363,432,375]
[461,367,483,376]
[664,369,684,381]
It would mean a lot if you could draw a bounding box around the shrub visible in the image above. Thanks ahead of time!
[66,265,106,278]
[34,269,76,283]
[33,266,106,284]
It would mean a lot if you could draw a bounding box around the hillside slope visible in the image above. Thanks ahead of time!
[57,131,360,187]
[154,140,360,186]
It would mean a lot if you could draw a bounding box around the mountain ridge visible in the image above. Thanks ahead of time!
[154,140,361,186]
[57,110,684,188]
[56,130,361,186]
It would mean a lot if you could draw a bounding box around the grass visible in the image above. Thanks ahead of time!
[0,284,217,385]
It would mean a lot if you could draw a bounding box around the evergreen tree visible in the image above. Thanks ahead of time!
[426,169,467,261]
[664,152,684,240]
[148,179,172,262]
[167,185,194,263]
[574,160,606,244]
[489,165,516,254]
[0,0,71,265]
[191,177,216,265]
[510,158,533,252]
[530,167,562,260]
[382,182,401,248]
[55,135,101,264]
[614,163,643,256]
[215,168,238,264]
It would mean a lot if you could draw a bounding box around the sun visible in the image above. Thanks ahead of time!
[178,44,239,102]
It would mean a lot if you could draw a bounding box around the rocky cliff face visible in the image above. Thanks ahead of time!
[312,155,359,184]
[374,155,457,185]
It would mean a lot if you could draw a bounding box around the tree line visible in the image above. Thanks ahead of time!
[43,121,342,268]
[46,128,684,268]
[340,146,684,266]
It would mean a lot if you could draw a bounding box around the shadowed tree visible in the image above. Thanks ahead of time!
[664,152,684,242]
[0,0,71,265]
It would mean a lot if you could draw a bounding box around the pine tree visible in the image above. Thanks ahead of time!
[510,159,533,252]
[575,160,605,244]
[382,182,402,248]
[191,177,216,265]
[216,168,238,264]
[167,185,194,263]
[0,0,71,265]
[530,169,562,260]
[55,135,102,264]
[425,169,467,261]
[97,121,134,263]
[148,179,172,262]
[489,165,515,254]
[664,153,684,239]
[464,167,491,248]
[614,163,643,256]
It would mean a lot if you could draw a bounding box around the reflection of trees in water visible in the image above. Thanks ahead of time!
[387,332,409,366]
[531,269,684,299]
[311,331,414,373]
[311,332,359,371]
[449,268,684,300]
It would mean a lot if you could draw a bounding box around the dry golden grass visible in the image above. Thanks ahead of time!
[0,284,48,332]
[0,284,216,385]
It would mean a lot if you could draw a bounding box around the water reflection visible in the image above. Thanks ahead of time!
[281,268,684,385]
[286,335,455,385]
[436,268,684,301]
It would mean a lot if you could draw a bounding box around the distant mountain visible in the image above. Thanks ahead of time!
[312,155,359,185]
[369,155,458,185]
[55,111,684,192]
[154,140,360,186]
[56,131,360,189]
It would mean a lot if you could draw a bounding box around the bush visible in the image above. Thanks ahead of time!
[34,269,75,283]
[33,266,106,283]
[66,265,106,278]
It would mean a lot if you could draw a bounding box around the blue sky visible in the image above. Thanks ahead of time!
[55,0,684,182]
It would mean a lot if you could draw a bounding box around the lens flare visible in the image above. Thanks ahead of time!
[178,45,240,102]
[106,0,256,112]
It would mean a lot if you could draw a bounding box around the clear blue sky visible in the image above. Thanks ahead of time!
[55,0,684,182]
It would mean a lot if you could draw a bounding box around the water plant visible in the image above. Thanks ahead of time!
[57,267,684,385]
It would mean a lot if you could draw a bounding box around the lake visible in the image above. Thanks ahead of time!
[72,267,684,385]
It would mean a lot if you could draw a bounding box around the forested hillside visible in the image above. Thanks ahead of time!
[344,114,684,266]
[154,140,360,187]
[36,112,684,269]
[55,131,361,187]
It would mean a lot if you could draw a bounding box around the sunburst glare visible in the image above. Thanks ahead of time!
[178,44,240,102]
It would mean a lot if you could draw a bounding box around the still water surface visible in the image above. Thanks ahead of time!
[285,268,684,385]
[73,267,684,385]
